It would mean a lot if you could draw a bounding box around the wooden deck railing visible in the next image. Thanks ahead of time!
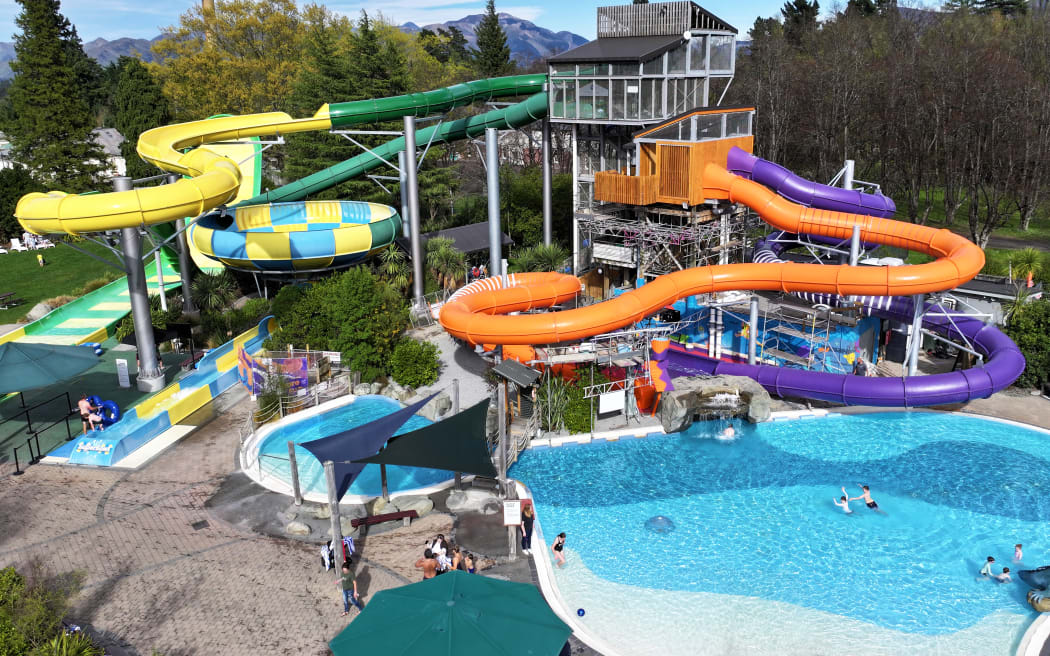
[594,171,658,206]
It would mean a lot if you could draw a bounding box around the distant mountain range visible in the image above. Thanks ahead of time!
[0,14,587,81]
[0,35,160,80]
[400,13,588,63]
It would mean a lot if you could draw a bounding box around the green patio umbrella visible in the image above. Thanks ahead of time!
[329,570,571,656]
[0,342,100,397]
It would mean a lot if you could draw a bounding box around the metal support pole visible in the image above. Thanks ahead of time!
[498,382,508,500]
[452,378,461,489]
[486,127,502,278]
[398,151,410,238]
[906,294,926,378]
[748,296,759,365]
[288,440,302,506]
[324,460,344,567]
[542,118,552,247]
[843,160,855,191]
[115,177,165,392]
[154,251,167,311]
[168,174,198,315]
[849,224,862,267]
[404,116,424,305]
[381,464,389,501]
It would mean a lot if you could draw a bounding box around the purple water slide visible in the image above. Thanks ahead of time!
[653,150,1026,406]
[727,146,896,218]
[655,294,1025,406]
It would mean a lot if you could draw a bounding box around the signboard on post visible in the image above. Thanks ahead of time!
[115,359,131,388]
[503,500,521,526]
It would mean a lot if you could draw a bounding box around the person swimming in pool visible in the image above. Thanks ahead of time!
[994,567,1012,583]
[848,484,885,514]
[979,556,996,578]
[833,487,853,514]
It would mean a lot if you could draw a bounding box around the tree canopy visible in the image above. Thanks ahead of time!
[5,0,105,190]
[113,57,170,180]
[473,0,513,77]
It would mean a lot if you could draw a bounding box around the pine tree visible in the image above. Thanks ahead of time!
[473,0,512,77]
[59,20,105,123]
[781,0,821,44]
[5,0,105,190]
[978,0,1028,13]
[113,57,171,180]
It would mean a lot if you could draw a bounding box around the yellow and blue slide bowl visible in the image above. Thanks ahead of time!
[189,200,402,272]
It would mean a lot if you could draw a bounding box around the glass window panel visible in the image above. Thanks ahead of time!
[688,36,707,72]
[625,80,640,120]
[578,80,594,119]
[552,80,565,118]
[603,138,618,171]
[667,43,687,75]
[696,114,722,140]
[640,80,653,120]
[710,35,733,71]
[552,64,575,77]
[648,123,681,141]
[578,64,596,76]
[611,80,625,120]
[593,79,609,119]
[566,80,577,118]
[589,140,600,174]
[654,79,664,118]
[611,63,638,76]
[642,55,663,76]
[726,112,750,137]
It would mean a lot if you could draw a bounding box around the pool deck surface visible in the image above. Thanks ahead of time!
[0,342,1047,656]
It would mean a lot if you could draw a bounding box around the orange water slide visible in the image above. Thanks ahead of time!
[438,164,984,346]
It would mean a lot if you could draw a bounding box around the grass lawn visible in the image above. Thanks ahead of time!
[0,240,121,324]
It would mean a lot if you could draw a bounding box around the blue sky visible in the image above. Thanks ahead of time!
[0,1,798,43]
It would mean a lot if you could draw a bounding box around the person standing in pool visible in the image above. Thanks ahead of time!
[551,532,567,568]
[979,556,996,578]
[1015,544,1024,562]
[848,484,885,514]
[834,488,853,514]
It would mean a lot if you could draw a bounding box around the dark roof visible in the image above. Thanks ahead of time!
[956,275,1043,300]
[355,400,497,478]
[396,223,513,256]
[492,359,542,387]
[547,34,683,64]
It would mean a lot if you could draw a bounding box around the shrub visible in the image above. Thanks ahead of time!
[562,370,610,434]
[390,339,440,388]
[264,268,408,381]
[190,270,238,312]
[31,631,103,656]
[1005,297,1050,388]
[40,295,75,309]
[72,272,121,296]
[0,561,84,656]
[269,284,305,321]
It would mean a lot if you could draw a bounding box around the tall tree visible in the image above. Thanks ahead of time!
[58,20,105,124]
[473,0,513,77]
[979,0,1028,13]
[781,0,821,44]
[150,0,303,120]
[113,57,171,180]
[5,0,105,190]
[0,166,44,239]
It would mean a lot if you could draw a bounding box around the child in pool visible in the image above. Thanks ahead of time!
[979,556,996,578]
[1015,544,1023,562]
[995,567,1012,583]
[834,489,852,514]
[551,532,567,568]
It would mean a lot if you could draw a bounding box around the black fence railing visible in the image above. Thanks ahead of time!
[5,391,76,476]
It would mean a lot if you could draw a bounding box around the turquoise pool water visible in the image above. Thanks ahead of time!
[256,395,452,498]
[512,412,1050,655]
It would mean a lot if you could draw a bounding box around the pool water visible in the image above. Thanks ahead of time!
[512,412,1050,655]
[256,395,452,498]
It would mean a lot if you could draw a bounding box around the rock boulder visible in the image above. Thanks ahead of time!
[657,374,772,433]
[419,392,452,421]
[25,302,54,322]
[393,495,434,519]
[353,383,372,396]
[284,520,311,536]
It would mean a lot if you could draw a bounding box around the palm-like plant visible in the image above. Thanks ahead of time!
[1010,247,1043,283]
[191,270,238,312]
[36,631,104,656]
[378,245,411,293]
[510,244,569,273]
[425,237,466,290]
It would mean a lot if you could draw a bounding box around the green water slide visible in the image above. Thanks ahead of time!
[240,74,549,206]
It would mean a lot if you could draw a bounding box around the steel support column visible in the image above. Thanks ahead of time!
[115,177,164,392]
[541,118,552,247]
[397,151,410,238]
[906,293,926,377]
[748,296,759,365]
[167,175,198,315]
[404,116,424,304]
[486,127,502,277]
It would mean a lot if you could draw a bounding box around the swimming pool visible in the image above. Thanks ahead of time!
[511,412,1050,655]
[250,395,452,499]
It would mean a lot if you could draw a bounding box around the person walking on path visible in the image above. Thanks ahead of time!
[521,503,536,554]
[336,561,363,616]
[415,549,438,580]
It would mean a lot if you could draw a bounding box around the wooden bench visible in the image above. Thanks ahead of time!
[180,351,206,371]
[0,297,24,310]
[350,509,418,529]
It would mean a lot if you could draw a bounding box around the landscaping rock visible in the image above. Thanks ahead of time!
[372,496,392,514]
[446,488,499,514]
[284,520,311,536]
[419,392,452,421]
[353,383,371,396]
[657,375,772,433]
[25,302,54,322]
[480,497,502,515]
[369,382,382,395]
[282,508,298,521]
[339,517,360,538]
[393,495,433,519]
[311,504,331,520]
